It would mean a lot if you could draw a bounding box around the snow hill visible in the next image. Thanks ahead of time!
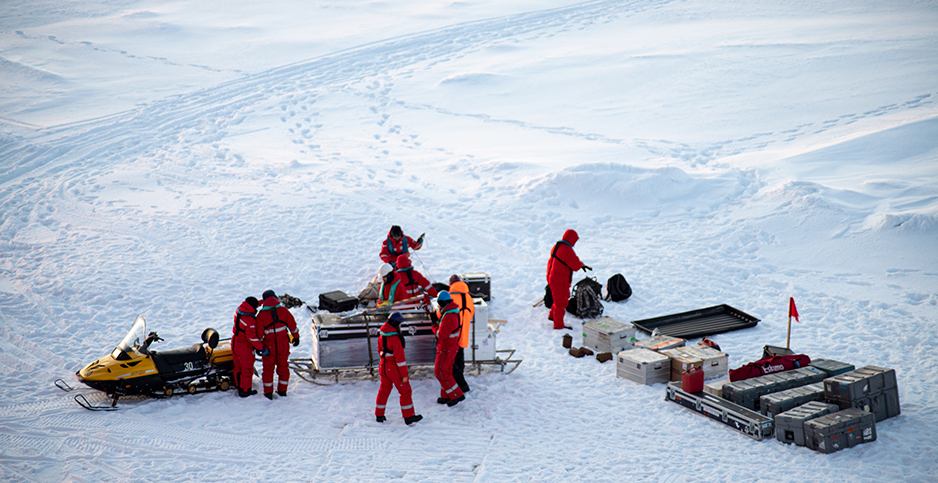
[1,0,937,481]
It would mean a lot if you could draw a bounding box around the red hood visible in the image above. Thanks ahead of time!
[396,254,412,270]
[237,301,257,314]
[562,229,579,246]
[261,296,280,308]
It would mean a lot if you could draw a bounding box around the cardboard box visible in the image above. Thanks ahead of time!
[660,347,703,382]
[679,345,729,380]
[704,379,730,398]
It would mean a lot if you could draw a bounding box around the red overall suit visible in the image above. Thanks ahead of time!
[395,254,438,299]
[231,299,264,393]
[375,320,416,420]
[380,227,422,265]
[256,296,299,397]
[547,229,583,329]
[379,272,408,306]
[433,300,465,403]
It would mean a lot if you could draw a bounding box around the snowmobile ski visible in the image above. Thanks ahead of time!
[74,393,121,411]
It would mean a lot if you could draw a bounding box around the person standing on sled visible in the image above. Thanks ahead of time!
[375,312,423,425]
[377,263,408,308]
[380,225,424,267]
[432,291,466,406]
[256,290,300,400]
[546,229,592,330]
[395,253,438,301]
[231,296,267,397]
[446,275,475,394]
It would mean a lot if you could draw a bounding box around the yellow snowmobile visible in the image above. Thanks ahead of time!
[61,315,235,410]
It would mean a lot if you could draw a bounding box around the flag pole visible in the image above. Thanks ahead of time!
[786,314,791,349]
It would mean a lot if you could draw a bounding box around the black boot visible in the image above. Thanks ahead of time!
[437,397,450,404]
[447,395,465,407]
[404,414,423,425]
[238,388,250,398]
[376,415,386,423]
[277,390,287,397]
[264,392,273,400]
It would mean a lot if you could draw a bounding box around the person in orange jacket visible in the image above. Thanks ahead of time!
[231,296,267,397]
[446,275,475,393]
[432,291,465,406]
[255,290,300,399]
[546,229,591,330]
[375,312,423,425]
[380,225,423,267]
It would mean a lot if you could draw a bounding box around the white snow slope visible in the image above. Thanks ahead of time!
[1,0,937,481]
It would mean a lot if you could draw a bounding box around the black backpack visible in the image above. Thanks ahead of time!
[567,277,604,319]
[605,274,632,302]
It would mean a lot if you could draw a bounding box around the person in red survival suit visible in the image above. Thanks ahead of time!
[546,229,592,330]
[377,263,409,307]
[375,312,423,425]
[432,291,466,406]
[231,296,268,397]
[256,290,300,400]
[395,254,438,301]
[380,225,423,267]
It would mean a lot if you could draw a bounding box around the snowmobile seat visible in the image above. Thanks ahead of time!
[151,344,207,375]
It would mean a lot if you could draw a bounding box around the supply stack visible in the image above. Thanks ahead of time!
[664,355,902,451]
[823,365,900,423]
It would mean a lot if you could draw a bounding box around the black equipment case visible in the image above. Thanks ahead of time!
[774,400,840,446]
[804,408,877,454]
[319,291,359,313]
[823,365,900,422]
[760,382,825,418]
[722,367,827,411]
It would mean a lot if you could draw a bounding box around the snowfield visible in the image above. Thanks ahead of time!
[1,0,937,481]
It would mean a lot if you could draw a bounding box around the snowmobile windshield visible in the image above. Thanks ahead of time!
[113,315,147,360]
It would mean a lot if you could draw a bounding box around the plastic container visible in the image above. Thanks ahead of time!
[682,366,704,393]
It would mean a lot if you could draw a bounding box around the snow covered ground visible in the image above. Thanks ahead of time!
[2,0,937,481]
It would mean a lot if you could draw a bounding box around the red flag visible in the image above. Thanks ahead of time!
[789,297,800,323]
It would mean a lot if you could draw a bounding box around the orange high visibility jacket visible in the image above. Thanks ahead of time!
[448,281,475,349]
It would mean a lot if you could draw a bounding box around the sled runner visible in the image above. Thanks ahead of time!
[60,315,235,410]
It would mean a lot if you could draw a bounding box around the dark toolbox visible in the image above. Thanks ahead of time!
[824,365,900,422]
[760,383,825,418]
[665,381,774,441]
[722,367,827,411]
[804,408,877,454]
[774,400,840,446]
[809,359,855,377]
[318,291,359,313]
[460,272,491,301]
